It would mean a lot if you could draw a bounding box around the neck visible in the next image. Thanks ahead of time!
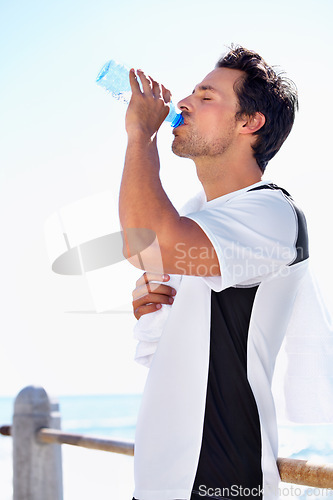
[194,155,263,201]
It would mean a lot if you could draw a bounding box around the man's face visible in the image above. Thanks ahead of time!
[172,67,245,159]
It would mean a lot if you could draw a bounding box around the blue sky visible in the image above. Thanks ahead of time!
[0,0,333,398]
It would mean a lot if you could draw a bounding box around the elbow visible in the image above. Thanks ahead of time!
[121,227,165,273]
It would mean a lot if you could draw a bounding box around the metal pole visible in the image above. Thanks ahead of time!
[12,386,63,500]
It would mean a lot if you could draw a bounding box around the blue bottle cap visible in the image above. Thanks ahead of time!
[171,113,184,128]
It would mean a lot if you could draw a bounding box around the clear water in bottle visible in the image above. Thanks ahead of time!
[96,60,184,128]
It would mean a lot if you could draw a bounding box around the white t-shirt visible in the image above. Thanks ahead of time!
[133,181,314,500]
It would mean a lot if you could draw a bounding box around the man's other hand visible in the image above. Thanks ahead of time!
[132,272,177,320]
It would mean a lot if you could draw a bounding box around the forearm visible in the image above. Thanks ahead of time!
[119,133,180,232]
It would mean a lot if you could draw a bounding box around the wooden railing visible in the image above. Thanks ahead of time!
[1,386,333,499]
[1,425,134,455]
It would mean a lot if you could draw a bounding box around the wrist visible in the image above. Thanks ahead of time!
[126,128,157,146]
[125,112,161,142]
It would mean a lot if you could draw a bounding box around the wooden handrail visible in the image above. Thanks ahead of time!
[2,424,333,488]
[37,428,134,456]
[277,457,333,489]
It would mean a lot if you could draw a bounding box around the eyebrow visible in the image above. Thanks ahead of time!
[192,85,218,94]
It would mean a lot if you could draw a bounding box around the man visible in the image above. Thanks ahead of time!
[119,46,308,500]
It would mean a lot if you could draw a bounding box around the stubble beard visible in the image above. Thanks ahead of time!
[172,122,237,160]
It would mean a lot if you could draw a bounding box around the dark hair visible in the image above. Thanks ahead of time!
[216,45,298,172]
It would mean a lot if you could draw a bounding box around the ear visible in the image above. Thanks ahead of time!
[239,112,266,135]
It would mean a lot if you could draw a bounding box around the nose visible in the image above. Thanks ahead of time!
[177,94,192,112]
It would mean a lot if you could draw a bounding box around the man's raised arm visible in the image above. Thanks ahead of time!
[118,68,220,277]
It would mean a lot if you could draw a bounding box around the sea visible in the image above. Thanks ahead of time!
[1,394,333,500]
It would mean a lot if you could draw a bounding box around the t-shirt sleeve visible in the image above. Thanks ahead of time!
[185,190,298,292]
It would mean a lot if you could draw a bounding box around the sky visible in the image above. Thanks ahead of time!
[0,0,333,398]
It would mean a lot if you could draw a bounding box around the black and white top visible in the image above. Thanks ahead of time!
[133,181,310,500]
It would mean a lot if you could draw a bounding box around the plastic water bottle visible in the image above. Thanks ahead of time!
[96,60,184,128]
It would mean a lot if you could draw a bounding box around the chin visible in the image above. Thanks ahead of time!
[171,143,188,158]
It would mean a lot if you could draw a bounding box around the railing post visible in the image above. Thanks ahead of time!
[12,386,63,500]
